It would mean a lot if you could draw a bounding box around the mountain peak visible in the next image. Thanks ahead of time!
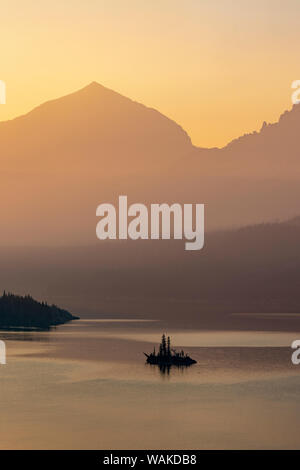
[87,81,100,87]
[65,80,124,100]
[81,81,111,92]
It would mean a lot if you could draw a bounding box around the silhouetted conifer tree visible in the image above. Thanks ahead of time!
[167,336,171,357]
[161,334,167,356]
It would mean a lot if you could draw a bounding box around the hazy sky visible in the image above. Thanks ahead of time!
[0,0,299,147]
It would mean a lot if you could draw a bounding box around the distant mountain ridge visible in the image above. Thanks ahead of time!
[0,82,299,244]
[1,215,300,327]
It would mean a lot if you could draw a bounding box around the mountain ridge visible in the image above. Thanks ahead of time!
[0,81,299,243]
[0,81,192,147]
[0,81,298,151]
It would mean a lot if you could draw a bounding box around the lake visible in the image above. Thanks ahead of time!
[0,318,299,449]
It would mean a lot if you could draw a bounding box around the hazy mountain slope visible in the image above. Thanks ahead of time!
[0,82,192,173]
[1,217,300,328]
[189,103,300,179]
[0,82,299,243]
[183,103,300,229]
[0,83,194,244]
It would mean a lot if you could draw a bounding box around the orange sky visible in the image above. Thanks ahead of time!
[0,0,299,148]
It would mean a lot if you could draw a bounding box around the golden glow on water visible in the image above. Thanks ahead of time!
[4,323,297,347]
[89,330,300,348]
[0,319,300,449]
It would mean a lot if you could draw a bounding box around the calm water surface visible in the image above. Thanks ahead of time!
[0,319,299,449]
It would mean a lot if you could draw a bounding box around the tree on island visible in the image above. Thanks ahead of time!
[161,334,167,356]
[167,336,171,357]
[144,334,197,366]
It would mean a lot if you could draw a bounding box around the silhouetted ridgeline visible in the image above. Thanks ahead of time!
[1,217,300,330]
[0,292,79,329]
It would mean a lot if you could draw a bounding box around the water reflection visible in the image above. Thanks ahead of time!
[0,331,52,342]
[146,362,195,377]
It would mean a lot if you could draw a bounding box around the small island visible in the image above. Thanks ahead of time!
[144,334,197,367]
[0,291,79,329]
